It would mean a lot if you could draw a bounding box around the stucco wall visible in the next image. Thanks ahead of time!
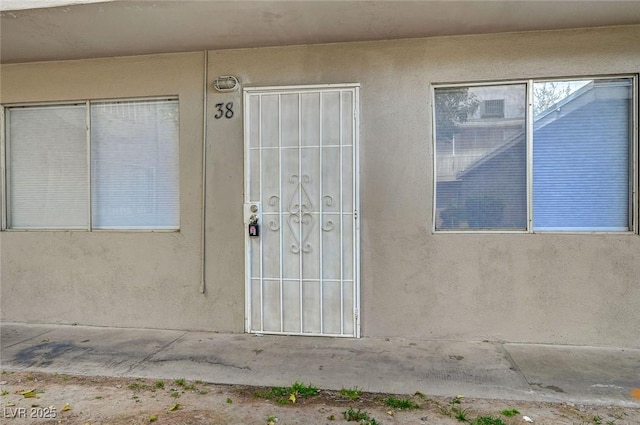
[0,52,242,331]
[2,25,639,346]
[207,25,640,347]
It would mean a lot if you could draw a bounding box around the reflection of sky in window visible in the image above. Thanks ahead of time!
[533,80,591,116]
[565,80,591,94]
[537,80,591,95]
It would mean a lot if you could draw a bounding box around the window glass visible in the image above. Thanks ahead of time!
[434,77,635,233]
[7,105,88,229]
[91,99,180,229]
[533,78,632,231]
[4,98,179,231]
[435,84,527,230]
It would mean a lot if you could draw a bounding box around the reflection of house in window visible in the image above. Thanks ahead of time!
[435,78,632,231]
[435,85,526,185]
[482,99,505,118]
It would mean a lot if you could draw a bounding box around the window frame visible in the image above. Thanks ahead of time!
[432,75,638,234]
[0,96,180,232]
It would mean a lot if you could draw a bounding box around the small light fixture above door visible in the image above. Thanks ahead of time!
[213,75,240,92]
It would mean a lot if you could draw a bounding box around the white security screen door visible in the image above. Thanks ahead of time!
[244,84,360,337]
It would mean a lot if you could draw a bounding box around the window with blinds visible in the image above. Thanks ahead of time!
[434,77,635,233]
[532,79,632,231]
[4,98,179,230]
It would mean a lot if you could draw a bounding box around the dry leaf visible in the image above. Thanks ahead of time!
[62,404,71,411]
[168,403,181,411]
[288,393,296,403]
[21,389,37,398]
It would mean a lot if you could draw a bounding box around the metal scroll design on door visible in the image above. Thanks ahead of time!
[287,174,314,254]
[267,195,280,231]
[268,175,336,254]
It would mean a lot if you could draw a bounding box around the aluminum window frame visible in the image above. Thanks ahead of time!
[1,96,180,232]
[432,75,638,235]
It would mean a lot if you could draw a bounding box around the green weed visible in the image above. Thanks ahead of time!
[451,395,464,404]
[385,396,420,409]
[500,409,519,417]
[343,407,379,425]
[453,407,468,422]
[471,416,507,425]
[290,381,319,397]
[255,387,288,399]
[339,386,362,400]
[128,382,153,391]
[255,381,318,403]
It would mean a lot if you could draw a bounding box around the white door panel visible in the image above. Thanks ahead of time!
[244,85,360,337]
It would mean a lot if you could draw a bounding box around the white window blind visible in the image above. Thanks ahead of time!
[4,98,179,231]
[532,78,632,231]
[7,105,88,229]
[90,100,180,229]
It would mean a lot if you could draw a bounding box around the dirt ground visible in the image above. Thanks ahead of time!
[1,371,639,425]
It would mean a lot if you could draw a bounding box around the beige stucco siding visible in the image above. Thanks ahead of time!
[207,26,640,346]
[2,26,640,346]
[0,52,241,331]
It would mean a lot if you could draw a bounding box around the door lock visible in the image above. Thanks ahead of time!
[244,203,261,224]
[246,203,261,237]
[248,214,260,237]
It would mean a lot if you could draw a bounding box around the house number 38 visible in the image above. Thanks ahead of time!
[214,102,234,119]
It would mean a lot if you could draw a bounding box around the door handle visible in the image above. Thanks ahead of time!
[244,203,261,224]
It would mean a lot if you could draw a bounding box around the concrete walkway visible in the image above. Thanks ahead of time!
[1,322,638,407]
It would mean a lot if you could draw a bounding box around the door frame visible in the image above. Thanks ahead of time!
[242,83,361,337]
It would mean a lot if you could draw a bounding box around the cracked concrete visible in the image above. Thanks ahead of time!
[1,322,639,407]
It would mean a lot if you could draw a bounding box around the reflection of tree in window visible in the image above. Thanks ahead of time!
[435,88,480,152]
[435,84,527,230]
